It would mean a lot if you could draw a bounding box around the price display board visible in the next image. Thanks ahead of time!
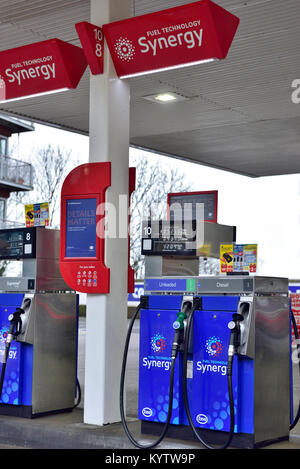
[141,219,197,256]
[0,227,36,260]
[168,191,218,223]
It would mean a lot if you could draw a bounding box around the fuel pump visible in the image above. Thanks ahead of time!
[120,205,295,449]
[123,276,293,449]
[120,293,244,450]
[0,226,78,417]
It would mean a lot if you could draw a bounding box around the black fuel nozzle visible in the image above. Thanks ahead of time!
[171,328,184,360]
[7,307,24,345]
[227,313,244,376]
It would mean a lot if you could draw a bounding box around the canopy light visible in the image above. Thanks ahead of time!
[155,93,177,102]
[143,92,190,104]
[0,88,69,105]
[119,58,216,80]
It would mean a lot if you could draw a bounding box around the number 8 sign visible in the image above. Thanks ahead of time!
[75,21,104,75]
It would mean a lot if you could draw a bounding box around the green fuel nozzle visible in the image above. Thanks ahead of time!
[171,302,193,359]
[173,311,187,331]
[172,312,186,359]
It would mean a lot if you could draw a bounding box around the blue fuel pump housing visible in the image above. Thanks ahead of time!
[0,293,32,408]
[138,276,291,449]
[139,295,185,426]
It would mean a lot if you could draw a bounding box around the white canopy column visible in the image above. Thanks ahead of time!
[84,0,131,425]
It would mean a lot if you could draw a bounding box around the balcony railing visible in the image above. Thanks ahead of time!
[0,219,24,229]
[0,155,33,190]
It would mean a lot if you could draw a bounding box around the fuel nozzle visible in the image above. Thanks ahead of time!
[171,302,192,359]
[6,307,24,346]
[227,313,244,376]
[173,311,186,332]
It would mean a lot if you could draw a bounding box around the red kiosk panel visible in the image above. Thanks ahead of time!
[60,163,111,294]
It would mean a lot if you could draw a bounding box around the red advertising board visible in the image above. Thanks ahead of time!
[103,0,239,78]
[60,163,111,294]
[75,22,104,75]
[0,39,87,102]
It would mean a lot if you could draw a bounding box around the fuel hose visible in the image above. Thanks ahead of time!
[0,342,11,400]
[120,299,179,449]
[290,303,300,431]
[182,306,236,450]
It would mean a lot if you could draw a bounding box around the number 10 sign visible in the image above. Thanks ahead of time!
[75,21,104,75]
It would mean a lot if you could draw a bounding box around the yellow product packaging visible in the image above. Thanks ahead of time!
[220,244,234,273]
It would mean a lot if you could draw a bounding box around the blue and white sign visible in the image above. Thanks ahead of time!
[128,282,144,305]
[145,278,187,292]
[65,198,97,258]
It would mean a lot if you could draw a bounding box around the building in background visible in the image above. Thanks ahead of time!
[0,115,34,225]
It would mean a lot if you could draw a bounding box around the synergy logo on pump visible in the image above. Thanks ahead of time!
[205,336,223,357]
[0,326,8,345]
[196,335,227,377]
[151,333,167,353]
[141,332,171,372]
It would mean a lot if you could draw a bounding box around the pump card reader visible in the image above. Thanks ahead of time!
[60,162,111,294]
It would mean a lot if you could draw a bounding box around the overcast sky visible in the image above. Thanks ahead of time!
[10,122,300,282]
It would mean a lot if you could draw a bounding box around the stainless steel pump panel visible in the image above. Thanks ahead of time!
[17,292,77,415]
[0,227,71,292]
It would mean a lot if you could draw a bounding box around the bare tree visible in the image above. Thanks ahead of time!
[129,153,193,278]
[8,144,79,227]
[31,144,74,225]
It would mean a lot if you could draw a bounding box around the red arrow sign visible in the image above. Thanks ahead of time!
[103,0,239,78]
[0,39,87,102]
[75,22,104,75]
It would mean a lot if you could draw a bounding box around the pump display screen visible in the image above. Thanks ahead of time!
[65,198,97,258]
[168,191,218,223]
[0,227,36,260]
[141,220,197,256]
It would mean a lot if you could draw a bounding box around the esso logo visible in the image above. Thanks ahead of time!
[142,407,153,418]
[196,414,208,425]
[133,286,144,299]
